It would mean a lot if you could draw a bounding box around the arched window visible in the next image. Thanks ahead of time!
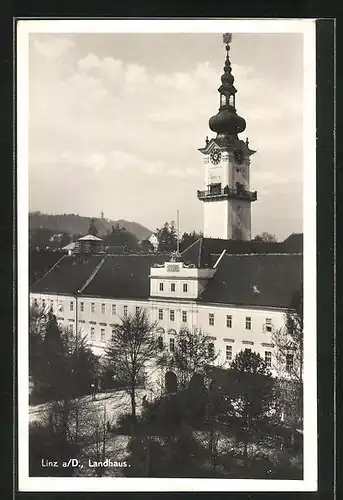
[221,94,227,106]
[229,95,235,106]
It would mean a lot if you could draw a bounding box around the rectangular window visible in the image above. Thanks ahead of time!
[170,283,176,292]
[123,305,128,318]
[170,310,175,322]
[158,309,164,320]
[245,317,252,330]
[265,318,272,332]
[111,329,115,341]
[226,345,233,361]
[265,351,272,367]
[112,304,116,315]
[209,313,215,326]
[101,303,106,314]
[91,302,95,313]
[90,327,95,340]
[135,306,140,315]
[208,342,215,357]
[182,310,187,323]
[169,338,175,352]
[286,353,294,373]
[80,302,84,312]
[101,328,105,342]
[226,315,232,328]
[33,298,38,307]
[70,301,74,311]
[183,283,188,293]
[42,299,46,309]
[159,282,164,292]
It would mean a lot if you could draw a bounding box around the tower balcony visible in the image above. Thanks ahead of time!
[197,184,257,202]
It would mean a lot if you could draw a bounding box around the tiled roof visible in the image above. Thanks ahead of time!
[80,254,171,299]
[30,254,105,295]
[198,253,303,309]
[30,250,66,286]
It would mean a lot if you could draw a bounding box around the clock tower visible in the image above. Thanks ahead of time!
[197,33,257,241]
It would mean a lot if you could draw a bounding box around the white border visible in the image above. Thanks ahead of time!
[17,19,317,492]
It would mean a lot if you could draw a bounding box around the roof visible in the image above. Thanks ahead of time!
[181,237,288,268]
[62,242,77,251]
[78,234,102,241]
[30,254,105,295]
[30,250,66,285]
[199,253,303,309]
[81,254,170,299]
[282,233,303,252]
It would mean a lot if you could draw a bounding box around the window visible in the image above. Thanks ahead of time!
[112,304,116,315]
[245,317,252,330]
[158,309,164,320]
[70,301,74,311]
[208,342,215,357]
[170,283,176,292]
[90,327,95,340]
[182,311,187,323]
[101,328,105,342]
[80,302,84,312]
[42,299,46,309]
[169,338,175,352]
[70,324,74,334]
[221,94,227,106]
[170,310,175,322]
[158,336,164,350]
[229,95,235,106]
[159,282,164,292]
[101,303,106,314]
[265,318,272,332]
[135,306,140,315]
[265,351,272,367]
[226,345,233,361]
[286,353,294,373]
[50,300,54,310]
[111,329,115,341]
[183,283,188,293]
[209,313,215,326]
[91,303,95,313]
[33,298,38,307]
[226,315,232,328]
[123,305,128,318]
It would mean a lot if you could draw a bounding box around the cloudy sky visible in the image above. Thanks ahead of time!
[28,31,304,240]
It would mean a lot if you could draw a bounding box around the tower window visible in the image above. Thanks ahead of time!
[229,95,235,106]
[221,94,227,106]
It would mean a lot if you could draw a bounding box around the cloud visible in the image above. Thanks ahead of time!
[32,36,75,59]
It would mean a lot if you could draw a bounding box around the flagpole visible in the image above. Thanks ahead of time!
[176,210,180,254]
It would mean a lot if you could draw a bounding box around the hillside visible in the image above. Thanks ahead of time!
[29,212,153,241]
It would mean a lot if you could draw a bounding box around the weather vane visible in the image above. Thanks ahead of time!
[223,33,232,45]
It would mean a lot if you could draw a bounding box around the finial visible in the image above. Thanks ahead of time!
[223,33,232,45]
[205,136,209,145]
[245,137,249,146]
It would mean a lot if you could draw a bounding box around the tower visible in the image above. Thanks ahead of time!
[197,33,257,241]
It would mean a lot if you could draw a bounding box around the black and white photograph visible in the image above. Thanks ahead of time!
[17,19,317,492]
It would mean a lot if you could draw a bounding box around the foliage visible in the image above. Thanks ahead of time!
[161,327,219,389]
[140,238,155,253]
[105,308,160,420]
[103,223,140,252]
[253,232,277,243]
[88,217,99,236]
[155,221,178,252]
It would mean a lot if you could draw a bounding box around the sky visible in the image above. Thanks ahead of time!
[28,31,304,240]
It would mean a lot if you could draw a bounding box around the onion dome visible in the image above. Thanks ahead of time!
[209,34,246,137]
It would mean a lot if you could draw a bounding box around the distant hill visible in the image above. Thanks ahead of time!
[29,212,153,241]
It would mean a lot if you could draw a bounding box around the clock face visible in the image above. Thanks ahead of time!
[234,149,244,165]
[210,149,221,165]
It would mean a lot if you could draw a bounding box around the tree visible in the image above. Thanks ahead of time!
[179,231,203,252]
[88,218,99,236]
[103,223,139,252]
[105,308,160,421]
[161,327,218,389]
[156,221,177,252]
[228,350,277,458]
[253,232,277,243]
[272,289,303,429]
[140,239,154,253]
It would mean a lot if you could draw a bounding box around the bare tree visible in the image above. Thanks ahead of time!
[105,308,159,421]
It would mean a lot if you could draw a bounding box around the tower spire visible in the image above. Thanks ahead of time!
[209,33,246,143]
